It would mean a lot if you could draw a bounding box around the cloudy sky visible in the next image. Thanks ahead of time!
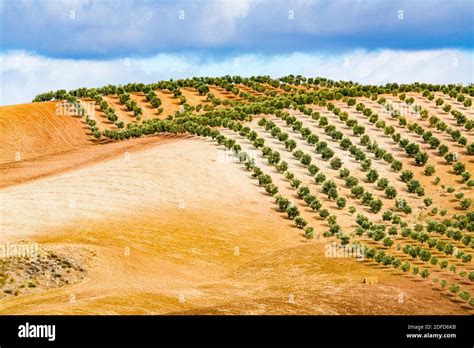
[1,0,473,105]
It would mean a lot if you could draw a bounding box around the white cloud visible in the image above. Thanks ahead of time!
[1,49,472,106]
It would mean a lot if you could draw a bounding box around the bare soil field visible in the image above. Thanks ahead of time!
[1,80,473,315]
[0,138,468,314]
[154,90,180,116]
[0,102,92,164]
[181,87,209,108]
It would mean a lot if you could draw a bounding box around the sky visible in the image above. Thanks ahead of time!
[0,0,473,105]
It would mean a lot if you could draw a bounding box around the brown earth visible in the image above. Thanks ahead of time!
[0,102,93,164]
[0,99,472,315]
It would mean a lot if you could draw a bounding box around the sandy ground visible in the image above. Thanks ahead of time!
[129,93,157,121]
[236,84,264,97]
[79,98,118,132]
[1,137,470,314]
[0,134,183,189]
[154,90,180,117]
[0,102,93,164]
[209,86,241,101]
[0,97,472,315]
[181,87,210,108]
[102,95,137,125]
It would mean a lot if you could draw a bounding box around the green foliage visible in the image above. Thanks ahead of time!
[424,165,436,176]
[366,169,379,183]
[314,173,326,184]
[286,205,299,220]
[460,199,472,210]
[336,197,346,209]
[295,216,307,228]
[275,195,290,212]
[330,157,342,170]
[319,209,329,219]
[304,226,314,239]
[453,161,465,175]
[265,184,278,196]
[383,237,393,247]
[377,178,389,190]
[391,160,403,172]
[385,186,397,199]
[370,199,383,213]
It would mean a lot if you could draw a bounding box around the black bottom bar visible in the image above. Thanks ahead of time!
[0,315,471,346]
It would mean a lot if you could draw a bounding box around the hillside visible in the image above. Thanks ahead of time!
[1,77,473,314]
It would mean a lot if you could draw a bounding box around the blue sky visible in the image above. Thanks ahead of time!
[2,0,473,57]
[0,0,473,105]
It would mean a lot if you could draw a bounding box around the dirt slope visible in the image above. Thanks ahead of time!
[0,100,472,315]
[0,102,92,164]
[0,136,469,314]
